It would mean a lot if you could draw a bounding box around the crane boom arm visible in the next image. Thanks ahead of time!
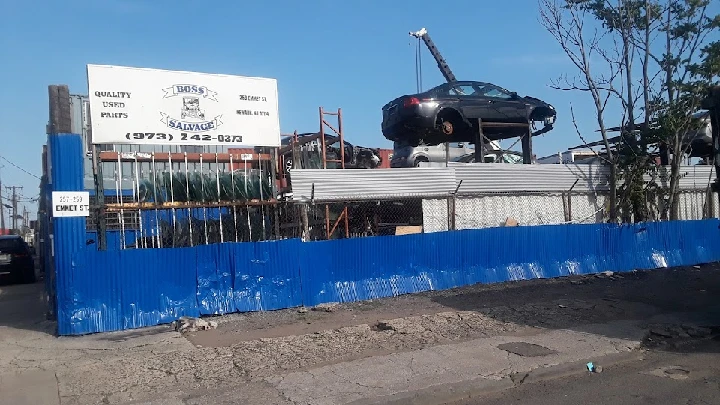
[409,28,457,84]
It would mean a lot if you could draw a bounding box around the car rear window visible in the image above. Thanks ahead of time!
[0,238,24,253]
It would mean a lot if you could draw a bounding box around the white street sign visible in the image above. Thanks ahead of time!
[52,191,90,217]
[87,64,281,147]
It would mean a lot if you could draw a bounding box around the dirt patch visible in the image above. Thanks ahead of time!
[186,297,452,348]
[186,264,720,348]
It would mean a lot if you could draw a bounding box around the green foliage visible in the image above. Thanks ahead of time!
[691,40,720,81]
[542,0,718,222]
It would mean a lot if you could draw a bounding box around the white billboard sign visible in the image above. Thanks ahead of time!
[52,191,90,217]
[86,64,280,147]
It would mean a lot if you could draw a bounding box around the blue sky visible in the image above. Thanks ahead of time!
[1,0,717,219]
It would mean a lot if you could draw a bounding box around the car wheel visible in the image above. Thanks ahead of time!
[436,108,466,138]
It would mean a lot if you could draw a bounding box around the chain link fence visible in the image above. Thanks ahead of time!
[90,185,717,248]
[295,188,716,241]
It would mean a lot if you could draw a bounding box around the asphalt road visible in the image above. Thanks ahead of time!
[464,339,720,405]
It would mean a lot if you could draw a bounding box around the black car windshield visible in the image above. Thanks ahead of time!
[430,82,514,99]
[0,238,23,252]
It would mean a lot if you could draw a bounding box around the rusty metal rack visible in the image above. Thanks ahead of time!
[319,107,350,239]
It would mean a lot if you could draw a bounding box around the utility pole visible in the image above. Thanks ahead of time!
[5,186,22,231]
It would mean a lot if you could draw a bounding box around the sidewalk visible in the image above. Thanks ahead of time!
[267,320,644,405]
[124,319,647,405]
[0,370,60,405]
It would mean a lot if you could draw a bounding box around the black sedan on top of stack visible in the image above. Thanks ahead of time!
[381,80,556,146]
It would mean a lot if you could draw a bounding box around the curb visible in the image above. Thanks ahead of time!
[347,377,515,405]
[348,350,645,405]
[517,350,645,386]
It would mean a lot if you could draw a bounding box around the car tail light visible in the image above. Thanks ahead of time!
[403,97,420,108]
[12,253,27,258]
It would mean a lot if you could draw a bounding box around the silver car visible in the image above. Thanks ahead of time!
[391,141,475,167]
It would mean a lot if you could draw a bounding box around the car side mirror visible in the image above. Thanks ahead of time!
[510,92,519,99]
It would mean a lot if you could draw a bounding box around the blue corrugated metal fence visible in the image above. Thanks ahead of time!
[55,219,720,335]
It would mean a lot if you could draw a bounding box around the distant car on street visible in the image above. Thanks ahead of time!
[0,235,36,284]
[381,81,556,146]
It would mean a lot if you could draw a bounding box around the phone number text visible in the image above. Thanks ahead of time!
[125,132,243,143]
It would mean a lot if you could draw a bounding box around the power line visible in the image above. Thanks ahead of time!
[0,191,38,203]
[0,154,41,180]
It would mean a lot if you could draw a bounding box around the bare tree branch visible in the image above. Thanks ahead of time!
[570,105,612,164]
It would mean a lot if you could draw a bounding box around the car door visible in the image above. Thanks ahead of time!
[476,84,526,123]
[448,83,492,121]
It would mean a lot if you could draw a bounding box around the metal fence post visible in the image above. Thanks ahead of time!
[447,196,455,231]
[299,203,310,241]
[705,188,715,219]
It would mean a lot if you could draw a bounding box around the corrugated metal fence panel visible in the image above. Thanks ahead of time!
[289,168,455,202]
[48,134,89,336]
[57,218,720,335]
[196,244,235,315]
[58,238,303,335]
[61,247,200,335]
[298,219,720,308]
[291,165,715,199]
[299,232,464,306]
[676,165,716,190]
[49,134,85,191]
[452,163,611,193]
[231,239,303,312]
[195,240,303,315]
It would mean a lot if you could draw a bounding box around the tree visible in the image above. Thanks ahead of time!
[645,1,719,219]
[539,0,624,221]
[540,0,719,222]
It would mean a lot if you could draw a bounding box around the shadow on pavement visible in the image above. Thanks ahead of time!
[0,274,55,335]
[430,264,720,354]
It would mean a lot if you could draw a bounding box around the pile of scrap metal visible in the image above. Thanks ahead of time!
[277,132,382,197]
[278,132,382,172]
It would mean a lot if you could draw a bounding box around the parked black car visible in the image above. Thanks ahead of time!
[0,235,36,284]
[381,81,557,146]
